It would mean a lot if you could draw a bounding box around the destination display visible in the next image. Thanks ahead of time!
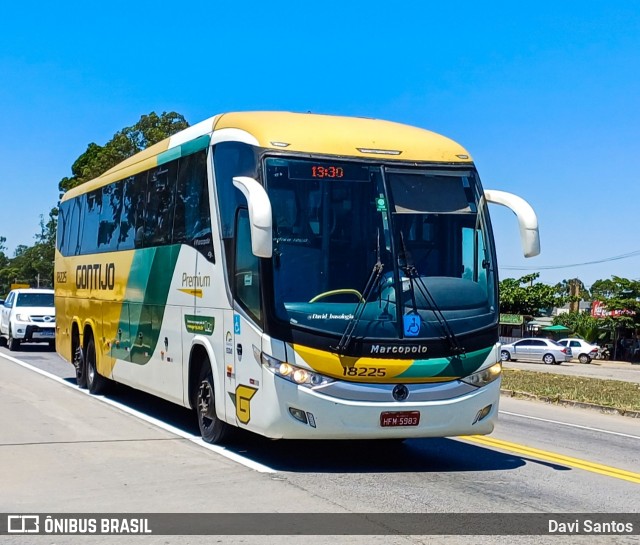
[288,161,370,182]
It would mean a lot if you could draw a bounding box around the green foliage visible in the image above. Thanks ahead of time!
[502,369,640,412]
[0,216,56,295]
[499,273,567,316]
[589,276,640,338]
[58,111,189,196]
[553,312,602,343]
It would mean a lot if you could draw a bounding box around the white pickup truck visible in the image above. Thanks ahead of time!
[0,288,56,351]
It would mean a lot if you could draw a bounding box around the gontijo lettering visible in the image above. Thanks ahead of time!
[75,263,115,290]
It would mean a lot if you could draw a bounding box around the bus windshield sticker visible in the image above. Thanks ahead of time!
[403,315,421,337]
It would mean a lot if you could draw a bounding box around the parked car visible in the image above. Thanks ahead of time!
[556,338,599,364]
[500,338,572,365]
[0,288,55,351]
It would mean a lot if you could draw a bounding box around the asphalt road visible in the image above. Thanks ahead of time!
[1,345,639,545]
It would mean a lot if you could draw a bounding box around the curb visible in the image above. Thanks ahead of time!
[500,389,640,419]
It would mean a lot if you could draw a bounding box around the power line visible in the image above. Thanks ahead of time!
[502,249,640,271]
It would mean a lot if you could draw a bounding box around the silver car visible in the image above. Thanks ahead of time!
[500,338,572,365]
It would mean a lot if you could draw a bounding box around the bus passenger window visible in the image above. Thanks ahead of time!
[97,182,123,252]
[144,162,177,247]
[118,173,147,251]
[174,151,214,261]
[79,189,103,255]
[235,209,261,321]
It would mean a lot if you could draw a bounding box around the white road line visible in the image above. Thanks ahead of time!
[0,352,276,473]
[499,410,640,440]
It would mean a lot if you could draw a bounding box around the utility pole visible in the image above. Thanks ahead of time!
[569,279,580,313]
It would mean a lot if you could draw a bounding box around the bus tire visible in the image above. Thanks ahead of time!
[74,339,88,389]
[195,362,231,444]
[86,335,109,395]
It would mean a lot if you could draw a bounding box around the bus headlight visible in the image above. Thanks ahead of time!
[260,352,334,388]
[461,362,502,388]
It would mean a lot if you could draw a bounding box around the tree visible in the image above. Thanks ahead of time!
[590,276,640,350]
[58,111,189,196]
[0,237,11,295]
[499,273,567,316]
[553,312,602,343]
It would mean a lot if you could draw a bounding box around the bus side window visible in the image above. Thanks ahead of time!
[56,201,69,255]
[79,189,103,255]
[144,162,177,247]
[97,182,123,252]
[118,173,147,251]
[234,208,261,321]
[173,151,214,261]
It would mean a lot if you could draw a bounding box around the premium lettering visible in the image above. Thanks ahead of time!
[182,272,211,288]
[76,263,115,290]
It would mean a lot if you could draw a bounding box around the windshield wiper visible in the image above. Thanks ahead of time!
[333,230,385,354]
[398,232,465,355]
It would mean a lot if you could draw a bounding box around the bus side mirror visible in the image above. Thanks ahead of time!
[233,176,273,258]
[484,189,540,258]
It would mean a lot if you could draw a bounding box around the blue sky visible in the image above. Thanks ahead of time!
[1,2,639,288]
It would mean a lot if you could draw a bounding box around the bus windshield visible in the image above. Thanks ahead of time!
[265,157,498,342]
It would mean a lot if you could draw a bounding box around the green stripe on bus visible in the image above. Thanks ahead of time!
[180,135,210,156]
[157,147,181,165]
[157,135,210,165]
[397,346,493,379]
[122,245,181,365]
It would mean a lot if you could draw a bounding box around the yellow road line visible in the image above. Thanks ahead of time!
[462,435,640,484]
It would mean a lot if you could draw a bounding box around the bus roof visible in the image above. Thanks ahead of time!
[62,111,473,201]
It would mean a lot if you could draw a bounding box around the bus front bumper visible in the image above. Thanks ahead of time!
[240,375,501,440]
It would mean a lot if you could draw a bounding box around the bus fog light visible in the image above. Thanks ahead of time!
[289,407,308,424]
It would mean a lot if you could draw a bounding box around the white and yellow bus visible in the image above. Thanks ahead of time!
[55,111,539,443]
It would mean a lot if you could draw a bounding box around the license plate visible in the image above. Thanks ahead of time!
[380,411,420,427]
[33,330,55,338]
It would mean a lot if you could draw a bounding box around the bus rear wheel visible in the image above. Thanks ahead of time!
[73,340,88,389]
[195,363,231,445]
[86,335,110,395]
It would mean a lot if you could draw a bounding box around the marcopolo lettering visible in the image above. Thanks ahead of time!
[370,344,428,355]
[76,263,116,291]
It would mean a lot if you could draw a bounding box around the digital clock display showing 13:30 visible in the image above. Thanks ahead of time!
[287,161,370,182]
[311,165,344,178]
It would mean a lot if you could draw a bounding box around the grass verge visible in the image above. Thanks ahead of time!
[501,368,640,413]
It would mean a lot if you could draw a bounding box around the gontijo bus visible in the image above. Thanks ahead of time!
[55,111,539,443]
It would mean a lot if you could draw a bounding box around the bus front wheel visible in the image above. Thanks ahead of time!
[195,363,231,445]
